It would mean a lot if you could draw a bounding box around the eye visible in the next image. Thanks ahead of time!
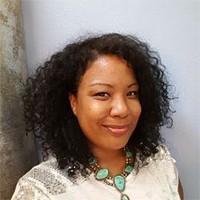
[127,91,138,98]
[93,92,110,100]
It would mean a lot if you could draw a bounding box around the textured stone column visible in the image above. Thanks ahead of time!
[0,0,38,199]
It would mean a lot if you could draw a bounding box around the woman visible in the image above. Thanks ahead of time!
[11,33,184,199]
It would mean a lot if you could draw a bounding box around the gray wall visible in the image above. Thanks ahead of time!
[0,0,38,199]
[21,1,200,199]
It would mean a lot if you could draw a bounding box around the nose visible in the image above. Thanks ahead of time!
[110,96,129,118]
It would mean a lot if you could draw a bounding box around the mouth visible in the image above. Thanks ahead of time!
[102,125,129,136]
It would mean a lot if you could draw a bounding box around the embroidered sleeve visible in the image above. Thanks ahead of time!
[11,177,51,200]
[148,144,180,199]
[11,159,74,200]
[158,144,180,197]
[134,144,180,199]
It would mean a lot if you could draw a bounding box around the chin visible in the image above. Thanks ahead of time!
[108,140,130,150]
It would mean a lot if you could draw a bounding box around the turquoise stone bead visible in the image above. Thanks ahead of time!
[121,194,130,200]
[114,175,125,191]
[126,151,133,158]
[88,157,96,165]
[95,168,109,180]
[124,165,134,173]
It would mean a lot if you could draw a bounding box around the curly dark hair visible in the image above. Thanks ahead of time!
[23,33,174,178]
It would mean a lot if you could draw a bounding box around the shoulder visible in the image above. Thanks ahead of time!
[136,143,176,166]
[132,144,181,199]
[11,158,78,199]
[136,144,179,188]
[136,144,179,183]
[149,144,176,163]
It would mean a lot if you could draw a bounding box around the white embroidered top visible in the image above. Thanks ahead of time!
[11,145,180,200]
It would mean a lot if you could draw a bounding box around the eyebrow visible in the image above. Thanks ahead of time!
[88,82,138,88]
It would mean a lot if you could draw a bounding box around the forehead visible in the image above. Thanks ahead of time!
[79,55,137,86]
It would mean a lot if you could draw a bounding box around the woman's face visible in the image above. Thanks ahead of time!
[69,55,141,152]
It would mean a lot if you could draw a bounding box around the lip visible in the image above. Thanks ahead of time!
[103,125,129,136]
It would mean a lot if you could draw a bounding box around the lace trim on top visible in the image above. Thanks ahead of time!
[11,144,177,199]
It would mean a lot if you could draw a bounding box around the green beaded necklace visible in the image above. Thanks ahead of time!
[89,148,135,200]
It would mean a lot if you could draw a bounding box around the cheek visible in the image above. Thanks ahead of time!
[88,102,101,111]
[131,103,142,118]
[78,99,109,120]
[137,104,142,115]
[88,99,109,113]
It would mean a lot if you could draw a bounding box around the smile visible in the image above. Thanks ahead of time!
[103,125,129,136]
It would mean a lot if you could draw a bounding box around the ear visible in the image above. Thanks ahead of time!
[68,93,77,116]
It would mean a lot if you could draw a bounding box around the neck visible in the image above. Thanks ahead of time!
[90,146,126,176]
